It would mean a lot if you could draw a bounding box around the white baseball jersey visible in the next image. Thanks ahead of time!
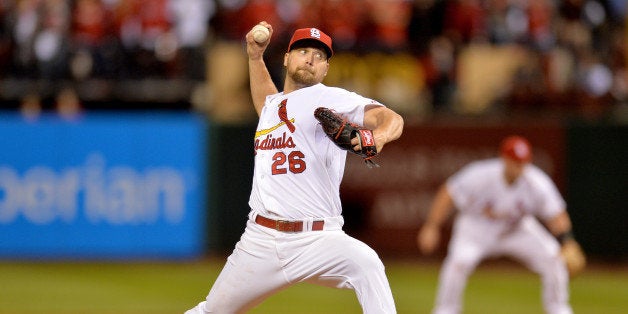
[248,83,382,220]
[448,158,565,223]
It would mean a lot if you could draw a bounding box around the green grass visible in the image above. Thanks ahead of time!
[0,258,625,313]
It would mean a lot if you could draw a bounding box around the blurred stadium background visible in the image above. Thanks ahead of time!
[0,0,627,313]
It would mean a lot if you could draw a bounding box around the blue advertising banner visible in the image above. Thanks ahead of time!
[0,112,208,259]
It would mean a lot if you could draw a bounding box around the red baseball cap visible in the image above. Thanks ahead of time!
[287,28,333,58]
[500,135,533,163]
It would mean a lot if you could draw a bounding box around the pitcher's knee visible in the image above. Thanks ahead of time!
[353,246,386,273]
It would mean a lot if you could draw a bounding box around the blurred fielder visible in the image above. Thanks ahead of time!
[417,135,585,314]
[186,21,403,313]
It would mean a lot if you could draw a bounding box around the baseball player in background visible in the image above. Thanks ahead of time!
[417,135,586,314]
[186,21,403,313]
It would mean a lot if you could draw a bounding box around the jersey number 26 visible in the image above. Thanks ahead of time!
[272,151,306,175]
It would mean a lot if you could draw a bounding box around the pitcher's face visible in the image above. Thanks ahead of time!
[284,47,329,86]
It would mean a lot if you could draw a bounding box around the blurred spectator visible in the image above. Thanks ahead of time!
[527,0,555,51]
[407,0,447,55]
[238,0,286,38]
[5,0,71,80]
[209,0,249,41]
[419,35,456,112]
[70,0,119,79]
[574,49,614,119]
[170,0,214,80]
[35,0,71,80]
[442,0,487,46]
[109,0,175,78]
[212,0,289,86]
[485,0,524,45]
[10,0,41,78]
[136,0,175,78]
[365,0,413,51]
[296,0,367,51]
[72,0,109,47]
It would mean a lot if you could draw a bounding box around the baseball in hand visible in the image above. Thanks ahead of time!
[252,25,270,43]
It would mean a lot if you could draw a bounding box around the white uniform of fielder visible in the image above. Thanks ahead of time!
[186,83,396,313]
[432,158,572,314]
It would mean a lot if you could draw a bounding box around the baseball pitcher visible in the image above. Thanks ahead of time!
[186,21,404,313]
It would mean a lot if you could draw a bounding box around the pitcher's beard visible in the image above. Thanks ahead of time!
[290,69,318,87]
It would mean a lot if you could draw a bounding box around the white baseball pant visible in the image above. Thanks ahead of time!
[186,215,396,313]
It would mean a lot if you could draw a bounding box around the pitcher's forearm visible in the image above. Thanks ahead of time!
[248,58,278,115]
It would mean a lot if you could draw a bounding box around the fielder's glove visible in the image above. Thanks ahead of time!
[314,107,379,167]
[560,240,586,278]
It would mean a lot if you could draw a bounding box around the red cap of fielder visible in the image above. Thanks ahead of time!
[500,135,532,163]
[288,28,333,58]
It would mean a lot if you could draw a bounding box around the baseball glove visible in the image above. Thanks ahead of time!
[314,107,379,167]
[560,240,586,278]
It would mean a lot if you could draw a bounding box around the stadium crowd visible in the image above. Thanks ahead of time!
[0,0,625,121]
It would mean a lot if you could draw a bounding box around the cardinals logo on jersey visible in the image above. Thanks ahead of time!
[278,99,295,133]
